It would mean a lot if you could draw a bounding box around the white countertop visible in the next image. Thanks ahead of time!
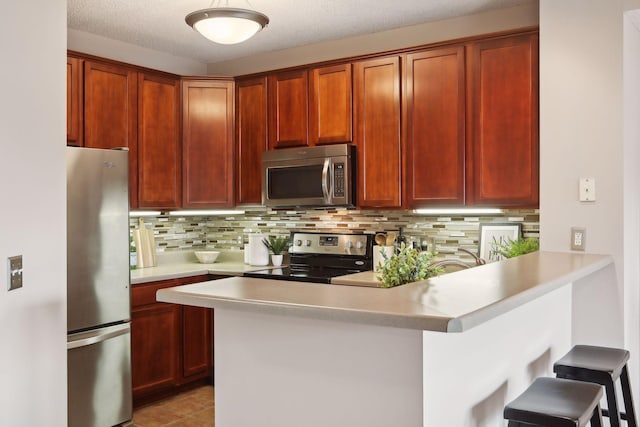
[156,251,613,332]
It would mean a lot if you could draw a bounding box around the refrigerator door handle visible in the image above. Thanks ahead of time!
[67,323,131,350]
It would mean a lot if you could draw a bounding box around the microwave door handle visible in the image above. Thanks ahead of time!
[321,158,331,203]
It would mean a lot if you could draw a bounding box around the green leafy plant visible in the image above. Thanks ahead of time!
[262,235,291,255]
[492,237,539,259]
[376,243,443,288]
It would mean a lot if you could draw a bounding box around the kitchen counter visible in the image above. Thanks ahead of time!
[130,250,279,284]
[157,251,612,332]
[155,251,614,427]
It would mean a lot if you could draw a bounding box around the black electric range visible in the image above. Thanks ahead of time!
[243,232,374,284]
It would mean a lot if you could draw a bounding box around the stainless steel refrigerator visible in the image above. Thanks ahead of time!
[67,147,132,427]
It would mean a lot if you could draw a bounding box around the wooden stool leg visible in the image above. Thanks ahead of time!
[605,380,622,427]
[621,365,637,427]
[591,404,604,427]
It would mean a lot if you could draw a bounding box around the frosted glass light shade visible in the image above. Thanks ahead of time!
[186,7,269,45]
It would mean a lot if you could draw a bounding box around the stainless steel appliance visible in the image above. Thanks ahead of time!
[262,144,355,208]
[243,232,373,283]
[67,147,132,427]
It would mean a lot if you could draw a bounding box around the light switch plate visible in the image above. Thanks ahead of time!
[7,255,23,291]
[579,178,596,202]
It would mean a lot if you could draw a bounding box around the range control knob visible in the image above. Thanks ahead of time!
[305,239,312,247]
[295,239,302,246]
[356,241,364,250]
[346,241,353,249]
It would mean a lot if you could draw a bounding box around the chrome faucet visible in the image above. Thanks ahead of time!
[427,248,486,270]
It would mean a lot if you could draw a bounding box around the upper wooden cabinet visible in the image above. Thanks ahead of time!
[83,60,138,208]
[66,56,83,146]
[268,69,309,149]
[309,64,352,145]
[466,33,539,207]
[353,56,402,208]
[236,77,268,205]
[137,73,181,209]
[403,46,466,208]
[182,79,235,208]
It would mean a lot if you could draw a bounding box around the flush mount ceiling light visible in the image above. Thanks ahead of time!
[185,0,269,45]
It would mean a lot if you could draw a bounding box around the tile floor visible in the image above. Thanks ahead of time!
[132,385,214,427]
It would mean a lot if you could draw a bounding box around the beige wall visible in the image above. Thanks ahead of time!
[539,0,640,403]
[66,3,538,78]
[207,2,539,76]
[624,9,640,408]
[1,1,67,425]
[540,0,625,342]
[68,28,208,75]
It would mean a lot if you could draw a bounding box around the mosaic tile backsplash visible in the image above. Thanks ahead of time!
[130,208,539,265]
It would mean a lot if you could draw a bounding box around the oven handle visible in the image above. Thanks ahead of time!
[321,158,331,202]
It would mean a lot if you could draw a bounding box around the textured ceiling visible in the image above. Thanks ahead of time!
[68,0,533,66]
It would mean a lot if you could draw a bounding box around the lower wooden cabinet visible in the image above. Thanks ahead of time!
[131,299,181,399]
[131,275,220,406]
[182,304,213,379]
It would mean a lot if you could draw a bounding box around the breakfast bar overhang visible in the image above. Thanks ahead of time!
[157,251,613,426]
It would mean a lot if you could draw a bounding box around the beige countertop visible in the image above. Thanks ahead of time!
[156,251,613,332]
[330,270,381,286]
[130,250,278,284]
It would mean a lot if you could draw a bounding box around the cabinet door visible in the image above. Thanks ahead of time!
[404,47,466,207]
[182,305,212,379]
[131,302,180,400]
[182,79,234,208]
[137,73,181,209]
[268,69,308,149]
[66,56,83,146]
[353,57,402,208]
[467,34,539,207]
[236,77,268,204]
[309,64,352,145]
[180,275,214,380]
[83,60,138,208]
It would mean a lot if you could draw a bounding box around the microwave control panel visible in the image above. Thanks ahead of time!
[334,163,345,197]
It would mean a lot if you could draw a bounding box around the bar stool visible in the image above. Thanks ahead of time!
[504,377,604,426]
[554,345,637,427]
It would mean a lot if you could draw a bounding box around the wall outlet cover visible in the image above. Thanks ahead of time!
[7,255,23,291]
[570,227,586,251]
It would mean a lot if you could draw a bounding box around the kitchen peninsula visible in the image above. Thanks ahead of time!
[157,251,613,426]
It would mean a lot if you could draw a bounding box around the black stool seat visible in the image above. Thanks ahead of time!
[554,345,636,427]
[554,345,629,379]
[504,377,603,426]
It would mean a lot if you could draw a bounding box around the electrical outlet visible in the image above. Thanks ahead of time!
[571,227,586,251]
[7,255,23,291]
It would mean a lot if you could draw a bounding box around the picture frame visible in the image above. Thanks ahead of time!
[478,223,522,262]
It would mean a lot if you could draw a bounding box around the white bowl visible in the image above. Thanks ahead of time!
[194,251,220,264]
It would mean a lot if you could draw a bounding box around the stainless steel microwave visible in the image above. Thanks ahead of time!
[262,144,355,208]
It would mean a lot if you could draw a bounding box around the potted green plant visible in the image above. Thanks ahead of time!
[376,243,443,288]
[262,235,291,267]
[491,237,539,259]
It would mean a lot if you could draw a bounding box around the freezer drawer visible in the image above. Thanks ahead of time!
[68,323,132,427]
